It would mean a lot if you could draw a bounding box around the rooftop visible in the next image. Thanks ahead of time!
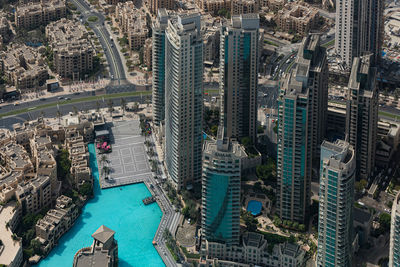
[0,203,22,266]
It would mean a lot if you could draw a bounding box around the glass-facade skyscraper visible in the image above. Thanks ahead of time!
[202,134,245,245]
[389,192,400,267]
[165,13,203,190]
[219,14,259,143]
[277,35,328,223]
[345,54,378,181]
[152,9,169,125]
[317,140,355,267]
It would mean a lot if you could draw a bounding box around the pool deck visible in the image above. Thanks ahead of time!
[95,119,182,267]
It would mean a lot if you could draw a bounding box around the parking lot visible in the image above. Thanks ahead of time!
[99,120,152,188]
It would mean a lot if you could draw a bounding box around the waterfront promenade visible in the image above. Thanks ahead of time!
[95,119,181,267]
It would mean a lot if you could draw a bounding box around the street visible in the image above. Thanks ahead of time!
[70,0,126,82]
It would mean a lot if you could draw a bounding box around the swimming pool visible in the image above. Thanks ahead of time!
[247,200,262,216]
[38,143,165,267]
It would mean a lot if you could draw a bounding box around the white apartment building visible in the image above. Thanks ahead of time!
[165,13,203,190]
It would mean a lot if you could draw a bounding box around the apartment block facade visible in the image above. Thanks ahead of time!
[345,55,378,181]
[335,0,384,67]
[219,14,259,143]
[165,13,203,190]
[277,35,328,223]
[389,192,400,267]
[317,140,356,267]
[46,19,94,80]
[15,0,66,29]
[202,136,245,245]
[152,9,169,125]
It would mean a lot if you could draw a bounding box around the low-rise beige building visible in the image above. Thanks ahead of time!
[35,195,78,255]
[0,14,10,42]
[231,0,259,15]
[0,203,23,267]
[197,0,231,14]
[148,0,174,14]
[202,232,306,267]
[46,18,94,80]
[15,0,66,29]
[275,2,319,36]
[0,44,48,90]
[16,175,52,215]
[73,225,118,267]
[115,2,149,51]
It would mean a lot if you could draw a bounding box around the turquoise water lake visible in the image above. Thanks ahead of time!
[38,143,164,267]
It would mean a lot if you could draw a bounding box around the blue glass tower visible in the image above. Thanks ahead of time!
[276,35,328,223]
[152,9,168,125]
[202,131,246,245]
[317,140,355,267]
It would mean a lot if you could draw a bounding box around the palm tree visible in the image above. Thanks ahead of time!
[133,102,139,111]
[100,154,108,166]
[39,110,45,119]
[120,98,126,115]
[73,106,78,115]
[107,99,113,116]
[208,70,213,83]
[101,166,110,177]
[144,72,149,84]
[56,110,62,124]
[96,101,101,112]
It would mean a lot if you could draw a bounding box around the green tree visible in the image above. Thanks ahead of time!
[79,183,93,197]
[96,101,101,112]
[355,179,368,193]
[211,125,218,136]
[379,213,391,232]
[30,239,42,255]
[107,99,113,115]
[241,136,253,148]
[56,149,71,181]
[120,98,127,114]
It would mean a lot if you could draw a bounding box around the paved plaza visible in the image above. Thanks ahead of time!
[99,120,152,188]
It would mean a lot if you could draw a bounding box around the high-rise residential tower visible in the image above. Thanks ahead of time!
[165,13,203,190]
[219,14,259,143]
[345,54,378,181]
[389,192,400,267]
[202,128,246,245]
[317,140,356,267]
[335,0,384,67]
[276,35,328,223]
[152,9,169,125]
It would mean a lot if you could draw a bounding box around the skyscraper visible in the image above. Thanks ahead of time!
[389,192,400,267]
[165,13,203,190]
[152,9,169,125]
[335,0,384,67]
[277,35,328,223]
[219,14,259,143]
[202,128,246,245]
[345,54,378,181]
[317,140,356,267]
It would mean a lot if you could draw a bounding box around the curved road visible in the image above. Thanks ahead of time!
[70,0,126,83]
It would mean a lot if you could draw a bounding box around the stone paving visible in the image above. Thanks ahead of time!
[99,120,152,188]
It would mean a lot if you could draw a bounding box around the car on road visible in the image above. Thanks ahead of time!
[65,97,71,100]
[39,98,46,101]
[58,96,63,100]
[74,92,80,95]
